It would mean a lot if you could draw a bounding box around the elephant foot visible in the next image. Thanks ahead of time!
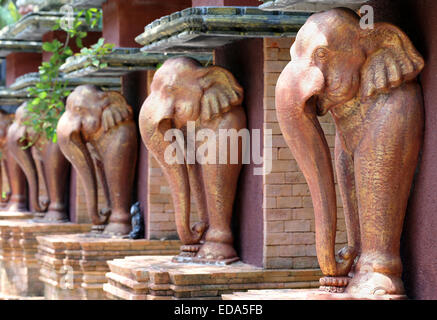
[319,276,351,293]
[103,222,132,236]
[346,270,405,296]
[196,241,238,262]
[40,210,69,223]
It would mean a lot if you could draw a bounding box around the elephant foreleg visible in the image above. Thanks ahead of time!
[4,153,27,212]
[195,107,246,261]
[31,146,49,218]
[334,134,361,257]
[349,86,423,295]
[97,122,138,235]
[88,144,111,211]
[187,163,209,231]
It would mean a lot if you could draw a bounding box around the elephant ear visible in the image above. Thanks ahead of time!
[359,22,424,99]
[198,66,243,122]
[101,92,133,132]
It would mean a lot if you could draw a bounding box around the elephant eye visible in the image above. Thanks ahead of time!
[315,47,328,60]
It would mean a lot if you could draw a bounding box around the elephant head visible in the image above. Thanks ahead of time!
[58,85,135,232]
[276,8,424,278]
[140,57,244,247]
[6,103,48,213]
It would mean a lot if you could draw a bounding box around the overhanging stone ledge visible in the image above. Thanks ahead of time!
[0,11,101,41]
[259,0,369,12]
[135,6,311,53]
[60,48,213,78]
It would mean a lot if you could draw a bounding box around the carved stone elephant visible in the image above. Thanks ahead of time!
[276,8,424,296]
[57,85,138,235]
[0,110,27,212]
[139,57,246,263]
[7,102,70,221]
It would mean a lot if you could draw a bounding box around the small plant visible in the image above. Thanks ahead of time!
[76,37,115,69]
[25,8,114,144]
[0,0,21,29]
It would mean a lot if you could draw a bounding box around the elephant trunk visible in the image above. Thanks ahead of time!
[276,62,354,276]
[57,114,107,226]
[139,101,206,245]
[7,124,47,212]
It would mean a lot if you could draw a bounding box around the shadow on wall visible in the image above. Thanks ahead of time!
[214,38,265,267]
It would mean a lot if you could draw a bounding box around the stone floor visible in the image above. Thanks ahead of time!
[0,210,33,220]
[103,255,322,300]
[221,289,407,300]
[37,234,181,300]
[0,220,91,298]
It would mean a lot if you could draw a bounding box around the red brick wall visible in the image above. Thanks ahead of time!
[5,52,42,87]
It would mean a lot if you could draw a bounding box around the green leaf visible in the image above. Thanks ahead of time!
[42,42,55,52]
[38,92,48,99]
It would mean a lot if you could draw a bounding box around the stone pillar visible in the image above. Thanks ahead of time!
[5,52,42,87]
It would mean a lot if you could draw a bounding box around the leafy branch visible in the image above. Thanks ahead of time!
[25,8,113,144]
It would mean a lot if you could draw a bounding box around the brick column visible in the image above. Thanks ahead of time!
[262,38,347,269]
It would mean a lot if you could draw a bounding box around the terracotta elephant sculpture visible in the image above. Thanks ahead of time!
[0,110,28,212]
[57,85,138,235]
[7,102,70,221]
[139,57,246,263]
[276,8,424,296]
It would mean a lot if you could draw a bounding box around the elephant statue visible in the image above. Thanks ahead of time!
[57,85,138,235]
[0,110,28,212]
[139,57,246,263]
[7,102,70,221]
[276,8,424,296]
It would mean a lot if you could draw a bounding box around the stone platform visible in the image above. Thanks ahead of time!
[103,256,322,300]
[36,234,181,300]
[0,220,91,297]
[0,210,33,220]
[221,289,407,300]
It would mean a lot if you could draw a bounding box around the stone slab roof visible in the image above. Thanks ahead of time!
[259,0,368,12]
[60,47,213,78]
[9,72,121,93]
[0,87,28,106]
[17,0,71,11]
[135,6,310,53]
[0,11,101,41]
[17,0,105,11]
[0,39,42,59]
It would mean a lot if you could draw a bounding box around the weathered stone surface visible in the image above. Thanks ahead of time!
[0,40,41,59]
[9,72,121,93]
[135,7,310,52]
[0,220,90,297]
[0,211,33,220]
[259,0,368,12]
[0,87,28,106]
[36,234,181,300]
[70,0,105,9]
[0,11,101,41]
[60,48,212,78]
[222,288,407,300]
[103,255,322,300]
